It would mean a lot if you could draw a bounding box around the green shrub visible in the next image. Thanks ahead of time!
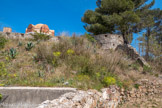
[0,34,7,50]
[9,48,17,59]
[31,32,50,41]
[25,42,34,51]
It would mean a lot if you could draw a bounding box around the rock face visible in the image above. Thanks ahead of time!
[116,44,150,67]
[37,86,120,108]
[94,34,124,50]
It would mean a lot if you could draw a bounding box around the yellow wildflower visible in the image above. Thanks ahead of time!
[0,84,5,87]
[103,76,116,86]
[13,74,17,77]
[67,49,74,55]
[5,57,9,61]
[53,52,61,57]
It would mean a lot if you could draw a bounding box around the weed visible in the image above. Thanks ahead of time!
[9,48,17,59]
[25,42,34,51]
[134,83,140,89]
[18,41,23,47]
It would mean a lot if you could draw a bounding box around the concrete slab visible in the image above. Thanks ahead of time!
[0,87,76,108]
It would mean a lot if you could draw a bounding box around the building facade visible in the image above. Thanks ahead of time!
[25,24,55,36]
[3,27,12,33]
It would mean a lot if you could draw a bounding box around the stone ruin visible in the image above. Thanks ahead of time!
[94,34,150,67]
[0,31,32,39]
[93,34,124,50]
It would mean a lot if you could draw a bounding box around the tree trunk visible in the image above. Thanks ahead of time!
[145,27,151,61]
[122,33,128,44]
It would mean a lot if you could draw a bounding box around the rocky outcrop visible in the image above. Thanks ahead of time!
[37,86,120,108]
[116,44,150,67]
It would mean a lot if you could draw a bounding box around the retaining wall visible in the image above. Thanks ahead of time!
[0,87,76,108]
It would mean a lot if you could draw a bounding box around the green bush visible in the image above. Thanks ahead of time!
[0,34,8,50]
[31,32,50,41]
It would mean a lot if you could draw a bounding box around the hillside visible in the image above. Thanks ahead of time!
[0,33,161,108]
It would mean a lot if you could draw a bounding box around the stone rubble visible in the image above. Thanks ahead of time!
[37,86,120,108]
[120,78,162,104]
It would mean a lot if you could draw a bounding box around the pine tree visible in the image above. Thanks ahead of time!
[137,9,161,61]
[82,0,155,44]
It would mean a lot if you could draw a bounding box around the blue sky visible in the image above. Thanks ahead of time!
[0,0,161,37]
[0,0,96,35]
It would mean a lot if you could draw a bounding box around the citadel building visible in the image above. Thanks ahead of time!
[25,24,55,36]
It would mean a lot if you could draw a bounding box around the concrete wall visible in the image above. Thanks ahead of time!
[0,87,76,108]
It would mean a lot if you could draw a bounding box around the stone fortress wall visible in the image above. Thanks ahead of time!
[94,34,149,67]
[0,31,33,39]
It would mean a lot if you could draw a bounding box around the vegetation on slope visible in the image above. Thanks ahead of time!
[0,33,155,90]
